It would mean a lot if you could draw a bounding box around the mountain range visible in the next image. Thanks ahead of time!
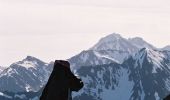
[0,33,170,100]
[69,33,157,70]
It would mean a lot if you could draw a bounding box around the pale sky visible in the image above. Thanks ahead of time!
[0,0,170,66]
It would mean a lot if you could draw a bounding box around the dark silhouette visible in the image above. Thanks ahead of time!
[40,60,84,100]
[164,95,170,100]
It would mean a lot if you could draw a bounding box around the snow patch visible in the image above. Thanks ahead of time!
[94,51,119,63]
[25,84,31,92]
[18,61,38,69]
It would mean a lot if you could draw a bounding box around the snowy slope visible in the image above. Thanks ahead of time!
[0,56,53,92]
[123,48,170,100]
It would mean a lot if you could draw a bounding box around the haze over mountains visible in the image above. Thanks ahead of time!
[0,33,170,100]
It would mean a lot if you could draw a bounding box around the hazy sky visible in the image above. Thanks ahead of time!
[1,0,170,66]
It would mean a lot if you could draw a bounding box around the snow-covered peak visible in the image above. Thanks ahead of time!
[24,56,41,62]
[128,37,156,49]
[12,56,46,69]
[162,45,170,51]
[90,33,138,53]
[0,56,51,92]
[100,33,122,41]
[92,33,123,45]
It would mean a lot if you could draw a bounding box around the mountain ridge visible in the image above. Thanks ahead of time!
[0,33,170,100]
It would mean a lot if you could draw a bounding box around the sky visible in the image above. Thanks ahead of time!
[0,0,170,66]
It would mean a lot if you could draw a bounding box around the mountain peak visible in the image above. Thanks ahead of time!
[11,56,46,69]
[98,33,122,43]
[24,56,39,61]
[90,33,137,52]
[106,33,122,38]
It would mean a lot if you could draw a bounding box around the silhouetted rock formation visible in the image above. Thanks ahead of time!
[40,60,83,100]
[164,95,170,100]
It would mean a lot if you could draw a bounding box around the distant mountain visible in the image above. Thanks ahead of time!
[72,48,170,100]
[90,33,138,53]
[69,33,156,69]
[0,33,170,100]
[0,56,53,92]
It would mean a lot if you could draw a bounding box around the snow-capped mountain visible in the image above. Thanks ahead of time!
[69,33,156,69]
[0,33,170,100]
[90,33,138,53]
[72,48,170,100]
[1,48,170,100]
[0,56,53,92]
